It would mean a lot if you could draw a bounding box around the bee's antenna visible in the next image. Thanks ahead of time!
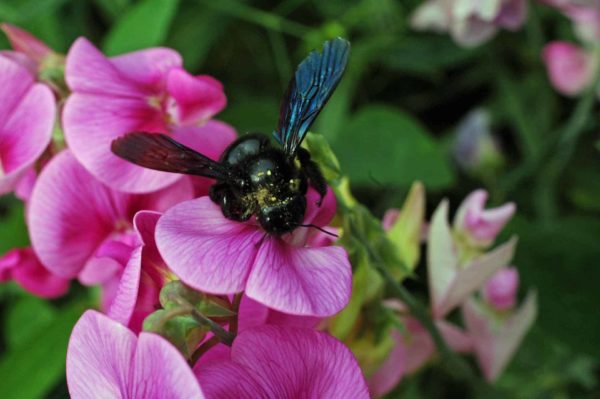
[298,224,339,238]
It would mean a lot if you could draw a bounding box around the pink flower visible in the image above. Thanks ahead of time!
[542,41,597,96]
[482,266,519,310]
[411,0,527,47]
[0,56,55,196]
[62,38,235,193]
[196,326,369,398]
[28,150,194,311]
[156,187,352,317]
[67,310,204,398]
[368,317,472,397]
[462,291,537,381]
[541,0,600,42]
[454,189,516,248]
[430,199,517,318]
[107,211,170,332]
[0,247,69,298]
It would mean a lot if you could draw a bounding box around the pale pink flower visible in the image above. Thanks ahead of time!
[541,0,600,41]
[368,317,472,397]
[28,150,194,311]
[482,266,519,310]
[430,198,517,318]
[62,38,235,193]
[542,41,597,96]
[412,0,528,47]
[0,56,54,196]
[462,291,537,381]
[156,187,352,317]
[0,247,69,298]
[196,326,369,398]
[453,189,516,248]
[67,310,205,398]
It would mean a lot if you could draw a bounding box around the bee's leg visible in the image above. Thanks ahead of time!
[297,148,327,206]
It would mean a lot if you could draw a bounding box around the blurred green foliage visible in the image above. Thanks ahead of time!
[0,0,599,398]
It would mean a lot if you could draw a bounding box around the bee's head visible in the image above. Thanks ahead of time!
[257,195,306,235]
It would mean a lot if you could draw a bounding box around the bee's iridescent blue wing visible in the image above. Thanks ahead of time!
[275,38,350,156]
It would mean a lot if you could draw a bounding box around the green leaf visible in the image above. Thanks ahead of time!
[166,3,230,71]
[381,36,479,75]
[510,217,600,359]
[333,105,455,189]
[0,199,29,255]
[5,296,56,349]
[102,0,180,55]
[219,95,279,135]
[0,302,85,399]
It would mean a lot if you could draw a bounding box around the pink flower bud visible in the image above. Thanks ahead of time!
[0,24,52,65]
[542,41,597,96]
[483,267,519,310]
[454,189,516,248]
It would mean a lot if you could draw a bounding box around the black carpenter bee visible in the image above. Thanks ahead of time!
[111,38,350,235]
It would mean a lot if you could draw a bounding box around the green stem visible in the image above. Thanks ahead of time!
[175,298,236,346]
[534,84,597,221]
[196,0,310,38]
[229,292,243,336]
[190,335,221,365]
[346,215,481,388]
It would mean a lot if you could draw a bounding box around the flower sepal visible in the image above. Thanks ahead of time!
[143,281,237,359]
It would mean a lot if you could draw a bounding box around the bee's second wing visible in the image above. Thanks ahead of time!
[111,132,232,180]
[275,38,350,156]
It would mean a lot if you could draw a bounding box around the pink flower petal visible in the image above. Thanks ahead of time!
[172,120,237,161]
[67,310,137,397]
[542,41,597,96]
[107,246,142,326]
[166,68,227,126]
[454,189,516,248]
[0,23,52,64]
[483,266,519,310]
[463,293,537,381]
[246,238,351,316]
[67,310,204,398]
[110,48,182,89]
[0,248,69,298]
[0,57,54,195]
[156,197,263,294]
[434,237,517,318]
[132,333,205,398]
[0,51,37,75]
[0,47,34,123]
[368,329,407,398]
[62,93,178,193]
[65,37,146,96]
[197,326,368,399]
[29,150,193,278]
[196,361,266,398]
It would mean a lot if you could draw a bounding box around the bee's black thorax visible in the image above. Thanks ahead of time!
[209,134,316,235]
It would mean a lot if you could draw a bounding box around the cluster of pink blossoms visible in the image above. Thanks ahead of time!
[540,0,600,97]
[0,24,537,398]
[410,0,600,98]
[0,25,365,398]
